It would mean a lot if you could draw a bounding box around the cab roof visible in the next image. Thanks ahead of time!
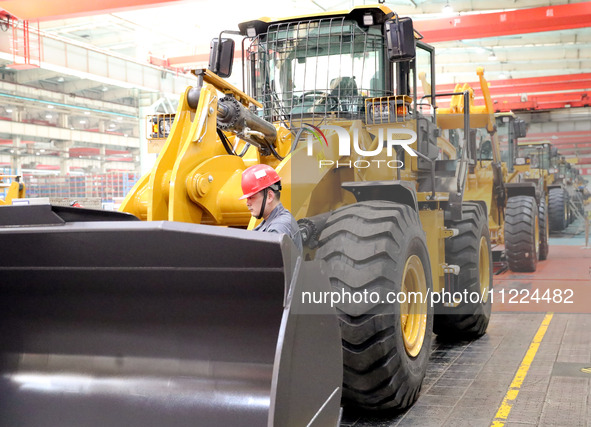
[238,5,395,37]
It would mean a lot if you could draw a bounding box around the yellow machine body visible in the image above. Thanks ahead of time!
[116,3,496,416]
[0,175,26,206]
[121,77,458,292]
[438,68,506,244]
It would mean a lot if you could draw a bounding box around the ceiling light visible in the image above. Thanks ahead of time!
[57,77,65,83]
[498,72,507,79]
[442,2,454,15]
[84,111,91,115]
[101,86,108,92]
[117,117,123,121]
[6,109,12,113]
[79,120,87,124]
[488,52,497,61]
[47,105,54,109]
[45,114,52,119]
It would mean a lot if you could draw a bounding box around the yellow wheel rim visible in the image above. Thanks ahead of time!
[400,255,427,358]
[479,236,491,303]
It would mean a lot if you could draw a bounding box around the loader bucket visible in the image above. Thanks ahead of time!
[0,205,342,427]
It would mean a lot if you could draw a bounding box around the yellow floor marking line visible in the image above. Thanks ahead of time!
[490,312,554,427]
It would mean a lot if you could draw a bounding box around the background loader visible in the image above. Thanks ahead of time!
[553,157,586,223]
[0,6,494,425]
[0,173,25,205]
[433,75,543,274]
[433,70,517,271]
[495,114,548,271]
[509,139,570,233]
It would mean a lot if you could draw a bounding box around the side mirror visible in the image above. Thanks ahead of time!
[385,17,415,62]
[209,38,235,78]
[516,119,527,138]
[510,118,527,138]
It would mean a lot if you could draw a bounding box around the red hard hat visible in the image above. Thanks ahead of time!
[240,164,281,200]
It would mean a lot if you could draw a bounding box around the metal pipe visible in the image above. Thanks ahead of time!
[27,24,182,77]
[0,92,136,119]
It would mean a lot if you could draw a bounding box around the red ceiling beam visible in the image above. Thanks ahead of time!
[524,131,591,142]
[436,73,591,97]
[493,95,591,112]
[520,132,591,153]
[0,0,187,21]
[434,73,591,111]
[560,150,591,156]
[414,2,591,43]
[528,131,591,138]
[534,142,591,149]
[540,141,591,148]
[523,139,591,148]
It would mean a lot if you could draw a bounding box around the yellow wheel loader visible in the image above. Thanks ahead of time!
[568,167,587,219]
[0,174,26,205]
[553,157,584,225]
[498,116,552,268]
[434,69,510,261]
[433,72,541,273]
[0,6,493,425]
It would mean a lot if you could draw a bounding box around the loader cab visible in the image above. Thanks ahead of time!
[243,13,390,121]
[240,8,436,126]
[496,114,527,171]
[517,143,551,171]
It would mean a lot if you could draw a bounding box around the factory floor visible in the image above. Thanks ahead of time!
[341,218,591,427]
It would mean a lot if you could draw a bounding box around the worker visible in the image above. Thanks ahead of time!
[240,164,303,252]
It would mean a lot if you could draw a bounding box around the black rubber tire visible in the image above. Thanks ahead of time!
[548,187,567,231]
[538,197,549,261]
[316,201,434,410]
[505,196,539,272]
[433,202,492,339]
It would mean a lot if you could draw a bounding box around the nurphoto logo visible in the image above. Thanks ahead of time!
[298,123,417,169]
